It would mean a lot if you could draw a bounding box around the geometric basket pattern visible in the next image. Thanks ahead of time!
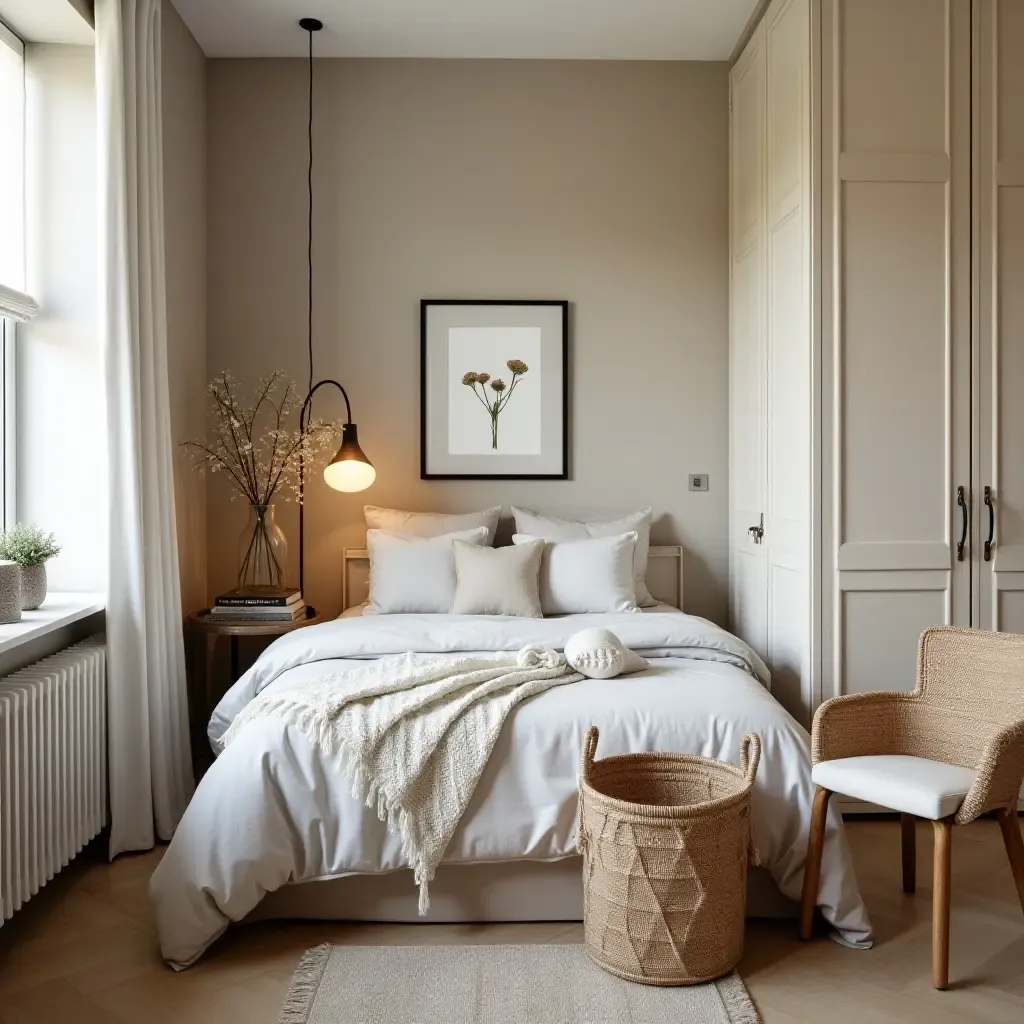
[577,728,760,986]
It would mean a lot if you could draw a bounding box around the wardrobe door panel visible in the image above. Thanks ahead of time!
[839,0,948,156]
[821,0,971,702]
[996,1,1024,150]
[731,237,769,660]
[841,181,948,548]
[765,0,811,720]
[729,25,769,664]
[767,200,809,715]
[733,38,766,255]
[999,591,1024,636]
[730,0,812,720]
[842,589,947,695]
[978,0,1024,633]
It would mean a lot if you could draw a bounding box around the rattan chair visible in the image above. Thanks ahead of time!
[799,626,1024,989]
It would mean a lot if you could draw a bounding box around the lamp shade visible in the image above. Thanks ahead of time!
[323,422,376,492]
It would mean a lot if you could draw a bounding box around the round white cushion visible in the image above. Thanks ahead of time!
[563,628,648,679]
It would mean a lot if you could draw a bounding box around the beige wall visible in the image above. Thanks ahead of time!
[163,1,207,614]
[206,58,730,622]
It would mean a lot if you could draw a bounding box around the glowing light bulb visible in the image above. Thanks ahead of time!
[322,423,375,492]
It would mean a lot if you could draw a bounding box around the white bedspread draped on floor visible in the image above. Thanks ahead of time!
[96,0,194,857]
[151,611,872,968]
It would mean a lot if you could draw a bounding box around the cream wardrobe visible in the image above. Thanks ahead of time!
[729,0,1024,731]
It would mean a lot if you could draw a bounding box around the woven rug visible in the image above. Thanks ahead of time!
[279,944,761,1023]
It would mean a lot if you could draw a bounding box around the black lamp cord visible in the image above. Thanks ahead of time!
[306,24,314,399]
[299,22,315,596]
[297,19,348,598]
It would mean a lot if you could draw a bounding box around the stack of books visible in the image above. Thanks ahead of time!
[210,587,306,623]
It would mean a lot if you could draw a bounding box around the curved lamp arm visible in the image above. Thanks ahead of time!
[298,379,374,595]
[299,378,352,433]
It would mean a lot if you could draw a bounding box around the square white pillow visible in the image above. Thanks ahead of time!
[451,539,544,617]
[512,532,640,615]
[366,527,489,614]
[364,505,501,546]
[511,506,655,606]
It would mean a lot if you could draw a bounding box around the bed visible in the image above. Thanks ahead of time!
[150,546,872,968]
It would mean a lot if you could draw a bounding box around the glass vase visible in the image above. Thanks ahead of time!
[237,504,288,591]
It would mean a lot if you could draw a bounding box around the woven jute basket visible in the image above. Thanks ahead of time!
[577,727,761,986]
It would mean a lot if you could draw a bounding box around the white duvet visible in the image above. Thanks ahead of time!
[150,610,872,968]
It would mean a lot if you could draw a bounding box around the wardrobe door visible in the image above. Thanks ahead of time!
[821,0,972,702]
[729,24,769,666]
[763,0,812,719]
[977,0,1024,634]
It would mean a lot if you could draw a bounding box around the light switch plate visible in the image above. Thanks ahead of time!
[689,474,709,492]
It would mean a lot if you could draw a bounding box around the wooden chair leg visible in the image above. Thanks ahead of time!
[800,786,831,940]
[931,819,953,990]
[996,808,1024,917]
[901,813,916,893]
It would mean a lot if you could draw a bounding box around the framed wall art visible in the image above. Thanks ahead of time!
[420,300,569,479]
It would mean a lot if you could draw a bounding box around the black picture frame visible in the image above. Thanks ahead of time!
[420,299,569,480]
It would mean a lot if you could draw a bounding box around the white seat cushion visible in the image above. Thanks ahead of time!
[811,755,977,820]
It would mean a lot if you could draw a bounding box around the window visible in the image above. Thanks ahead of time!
[0,19,26,529]
[0,20,24,291]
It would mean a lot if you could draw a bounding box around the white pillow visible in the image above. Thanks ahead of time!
[451,539,544,617]
[365,505,501,546]
[366,527,489,614]
[564,628,648,679]
[512,532,640,616]
[511,506,656,606]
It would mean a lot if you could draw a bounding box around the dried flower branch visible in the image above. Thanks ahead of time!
[181,371,338,505]
[460,358,530,450]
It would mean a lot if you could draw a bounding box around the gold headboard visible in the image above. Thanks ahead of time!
[341,544,684,613]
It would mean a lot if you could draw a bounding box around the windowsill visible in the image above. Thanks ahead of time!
[0,592,104,656]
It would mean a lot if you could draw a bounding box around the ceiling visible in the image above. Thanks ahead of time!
[171,0,760,60]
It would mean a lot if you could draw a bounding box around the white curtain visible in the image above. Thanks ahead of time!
[96,0,194,857]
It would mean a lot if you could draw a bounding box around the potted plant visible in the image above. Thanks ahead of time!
[182,372,338,590]
[0,524,61,610]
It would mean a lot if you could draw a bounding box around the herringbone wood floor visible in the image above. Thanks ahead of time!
[0,818,1021,1023]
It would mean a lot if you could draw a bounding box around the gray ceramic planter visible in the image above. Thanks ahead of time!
[20,563,47,611]
[0,560,21,622]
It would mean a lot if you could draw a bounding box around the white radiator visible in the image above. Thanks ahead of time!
[0,635,107,923]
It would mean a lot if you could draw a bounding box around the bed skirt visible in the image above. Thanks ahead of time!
[244,857,797,925]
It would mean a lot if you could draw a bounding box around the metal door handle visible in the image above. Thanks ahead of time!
[984,486,994,562]
[956,486,968,562]
[747,513,764,545]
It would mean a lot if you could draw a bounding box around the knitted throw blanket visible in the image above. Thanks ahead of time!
[222,645,583,912]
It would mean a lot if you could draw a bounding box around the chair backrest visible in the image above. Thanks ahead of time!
[918,626,1024,722]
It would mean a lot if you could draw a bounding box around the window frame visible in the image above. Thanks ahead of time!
[2,319,14,529]
[0,19,27,532]
[0,18,21,55]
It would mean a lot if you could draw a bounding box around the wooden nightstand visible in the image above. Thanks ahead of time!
[186,606,322,776]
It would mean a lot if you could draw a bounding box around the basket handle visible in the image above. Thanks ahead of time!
[741,733,762,865]
[740,733,761,785]
[580,726,600,784]
[577,727,600,855]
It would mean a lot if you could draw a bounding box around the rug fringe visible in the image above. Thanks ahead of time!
[715,971,763,1024]
[278,944,331,1024]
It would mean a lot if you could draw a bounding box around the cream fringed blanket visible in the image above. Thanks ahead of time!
[222,645,583,912]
